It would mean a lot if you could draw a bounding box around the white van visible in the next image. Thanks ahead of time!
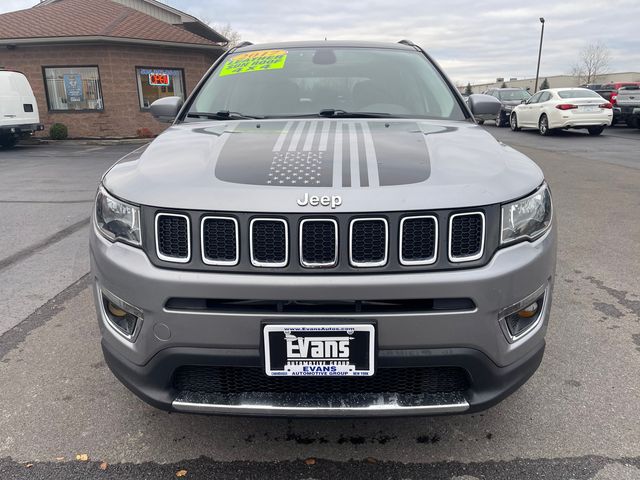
[0,70,44,148]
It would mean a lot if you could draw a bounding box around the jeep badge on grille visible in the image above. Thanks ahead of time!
[297,193,342,209]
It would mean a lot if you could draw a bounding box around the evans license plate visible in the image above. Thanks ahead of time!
[263,324,375,377]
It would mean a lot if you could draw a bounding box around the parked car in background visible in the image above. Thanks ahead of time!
[581,84,603,91]
[510,88,612,136]
[485,88,532,127]
[616,85,640,128]
[0,70,44,148]
[595,82,640,125]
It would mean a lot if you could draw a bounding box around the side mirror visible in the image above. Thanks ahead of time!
[150,96,183,123]
[467,93,502,117]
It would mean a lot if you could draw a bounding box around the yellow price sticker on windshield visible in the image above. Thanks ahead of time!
[219,50,288,77]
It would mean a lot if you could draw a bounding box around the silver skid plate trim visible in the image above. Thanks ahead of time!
[172,391,469,417]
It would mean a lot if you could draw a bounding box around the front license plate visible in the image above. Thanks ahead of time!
[263,324,375,377]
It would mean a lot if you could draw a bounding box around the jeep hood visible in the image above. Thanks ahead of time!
[104,119,543,212]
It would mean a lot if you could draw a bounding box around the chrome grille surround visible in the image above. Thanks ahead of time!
[249,218,289,268]
[200,216,239,266]
[349,217,389,268]
[155,213,191,263]
[399,215,438,266]
[299,218,339,268]
[448,212,485,263]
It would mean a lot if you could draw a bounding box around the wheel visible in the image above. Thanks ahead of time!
[538,114,552,136]
[588,126,604,136]
[495,112,504,127]
[510,113,521,131]
[0,135,17,148]
[611,117,617,127]
[477,119,485,125]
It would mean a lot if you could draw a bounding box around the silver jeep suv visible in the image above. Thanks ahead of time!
[91,41,556,416]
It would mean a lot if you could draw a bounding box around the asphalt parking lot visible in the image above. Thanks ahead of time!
[0,126,639,479]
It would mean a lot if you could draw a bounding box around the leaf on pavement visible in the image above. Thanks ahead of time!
[304,458,316,465]
[55,457,65,461]
[366,457,378,464]
[176,469,188,477]
[25,464,33,468]
[99,462,108,471]
[75,453,89,462]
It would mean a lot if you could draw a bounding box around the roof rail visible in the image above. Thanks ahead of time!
[398,39,417,47]
[235,41,254,49]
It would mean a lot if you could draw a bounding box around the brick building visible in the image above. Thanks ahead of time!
[0,0,226,138]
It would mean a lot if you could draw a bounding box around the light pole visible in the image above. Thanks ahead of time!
[534,17,545,92]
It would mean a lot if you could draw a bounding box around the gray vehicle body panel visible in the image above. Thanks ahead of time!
[103,119,543,212]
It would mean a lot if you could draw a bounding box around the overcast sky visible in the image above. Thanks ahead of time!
[2,0,639,84]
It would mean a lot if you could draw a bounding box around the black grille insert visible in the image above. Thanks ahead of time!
[156,214,190,261]
[300,219,337,267]
[350,219,388,266]
[401,216,437,264]
[250,219,288,267]
[450,213,484,261]
[165,297,476,314]
[202,217,238,265]
[173,366,470,395]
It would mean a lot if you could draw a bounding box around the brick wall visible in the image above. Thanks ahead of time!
[0,43,221,138]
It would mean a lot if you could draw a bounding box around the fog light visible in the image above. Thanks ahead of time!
[100,288,143,341]
[499,285,547,343]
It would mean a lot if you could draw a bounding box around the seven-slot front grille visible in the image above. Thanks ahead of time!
[155,213,190,263]
[300,219,338,267]
[350,218,388,267]
[400,216,438,265]
[201,217,239,266]
[152,210,490,270]
[250,218,288,267]
[449,212,485,262]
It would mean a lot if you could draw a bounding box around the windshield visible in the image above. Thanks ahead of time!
[557,89,601,99]
[187,47,466,120]
[497,90,531,101]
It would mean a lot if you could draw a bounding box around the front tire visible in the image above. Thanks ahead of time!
[510,113,521,131]
[588,126,604,136]
[0,135,18,148]
[538,114,552,136]
[495,112,505,128]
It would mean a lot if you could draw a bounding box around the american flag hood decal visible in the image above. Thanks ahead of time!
[214,120,433,187]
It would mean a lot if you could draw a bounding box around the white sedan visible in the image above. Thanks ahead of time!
[510,88,613,136]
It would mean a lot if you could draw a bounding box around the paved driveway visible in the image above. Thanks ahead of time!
[0,129,638,479]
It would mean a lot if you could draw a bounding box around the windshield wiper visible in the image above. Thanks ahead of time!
[317,109,393,118]
[187,111,264,120]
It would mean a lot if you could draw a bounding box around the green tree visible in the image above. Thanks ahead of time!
[464,83,473,95]
[540,78,550,89]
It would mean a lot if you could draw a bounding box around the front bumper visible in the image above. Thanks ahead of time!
[0,123,44,135]
[91,224,556,416]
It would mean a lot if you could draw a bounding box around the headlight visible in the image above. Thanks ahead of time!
[95,185,141,246]
[501,183,552,245]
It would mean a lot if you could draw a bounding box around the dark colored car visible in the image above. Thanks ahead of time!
[595,82,640,125]
[485,88,532,127]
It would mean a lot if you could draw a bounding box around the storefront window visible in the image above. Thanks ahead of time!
[136,67,185,109]
[43,66,104,111]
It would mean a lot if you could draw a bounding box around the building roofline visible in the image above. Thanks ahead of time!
[0,35,225,51]
[34,0,228,44]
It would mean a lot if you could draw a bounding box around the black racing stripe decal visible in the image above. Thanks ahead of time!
[371,122,431,186]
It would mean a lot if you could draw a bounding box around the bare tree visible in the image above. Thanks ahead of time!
[571,42,611,84]
[211,23,242,49]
